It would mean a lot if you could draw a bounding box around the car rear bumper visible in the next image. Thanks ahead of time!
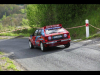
[44,38,71,47]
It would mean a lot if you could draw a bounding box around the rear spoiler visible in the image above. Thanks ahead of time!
[44,24,62,29]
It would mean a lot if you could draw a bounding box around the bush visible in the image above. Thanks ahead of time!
[20,9,26,14]
[0,23,3,30]
[21,18,29,26]
[0,4,24,19]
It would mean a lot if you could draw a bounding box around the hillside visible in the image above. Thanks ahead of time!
[0,4,100,40]
[0,4,28,32]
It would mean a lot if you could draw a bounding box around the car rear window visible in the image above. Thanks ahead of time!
[45,28,66,34]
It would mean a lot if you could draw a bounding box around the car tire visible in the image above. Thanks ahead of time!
[64,42,70,48]
[40,42,46,52]
[29,41,34,49]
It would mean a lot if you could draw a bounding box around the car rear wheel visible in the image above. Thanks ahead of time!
[29,41,34,49]
[40,42,46,52]
[64,42,70,48]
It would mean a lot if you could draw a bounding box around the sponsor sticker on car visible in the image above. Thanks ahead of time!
[53,35,62,39]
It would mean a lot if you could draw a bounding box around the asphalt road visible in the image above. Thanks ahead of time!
[0,37,100,71]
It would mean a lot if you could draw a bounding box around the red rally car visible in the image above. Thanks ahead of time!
[29,24,71,52]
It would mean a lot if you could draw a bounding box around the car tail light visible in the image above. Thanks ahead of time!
[67,33,70,38]
[45,37,48,42]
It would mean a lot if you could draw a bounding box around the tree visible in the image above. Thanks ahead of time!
[26,4,39,27]
[26,4,100,28]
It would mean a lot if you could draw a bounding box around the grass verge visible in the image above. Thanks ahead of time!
[0,52,3,55]
[0,27,36,37]
[0,51,23,71]
[82,33,100,40]
[71,33,100,42]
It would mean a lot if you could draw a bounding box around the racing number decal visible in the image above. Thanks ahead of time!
[35,29,44,46]
[35,36,40,46]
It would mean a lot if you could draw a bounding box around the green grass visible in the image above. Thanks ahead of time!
[7,64,20,71]
[0,56,20,71]
[0,27,36,37]
[0,52,21,71]
[0,52,3,55]
[66,7,100,40]
[82,33,100,40]
[0,66,2,71]
[0,32,30,37]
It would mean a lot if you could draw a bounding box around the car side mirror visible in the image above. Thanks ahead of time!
[32,33,34,36]
[30,35,32,37]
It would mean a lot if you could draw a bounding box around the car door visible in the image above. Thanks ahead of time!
[35,29,42,46]
[32,29,38,46]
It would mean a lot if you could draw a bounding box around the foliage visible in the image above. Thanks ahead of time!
[0,4,100,40]
[0,56,20,71]
[0,4,28,33]
[26,4,92,27]
[82,33,100,40]
[0,52,3,55]
[7,64,17,71]
[2,13,6,20]
[26,4,40,27]
[10,6,13,10]
[0,23,3,30]
[0,4,24,18]
[0,27,36,37]
[20,9,26,14]
[26,4,100,39]
[0,13,26,27]
[21,18,29,26]
[2,4,96,27]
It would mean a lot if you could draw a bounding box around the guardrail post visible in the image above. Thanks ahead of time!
[85,19,89,38]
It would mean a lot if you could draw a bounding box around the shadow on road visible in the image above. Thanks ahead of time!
[13,46,65,59]
[0,37,67,60]
[1,36,89,60]
[64,47,81,52]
